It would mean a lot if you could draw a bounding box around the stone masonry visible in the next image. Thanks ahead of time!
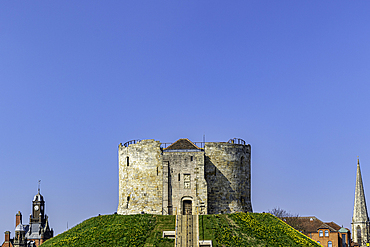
[117,138,252,215]
[352,159,370,246]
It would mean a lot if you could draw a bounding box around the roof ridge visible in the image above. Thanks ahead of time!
[318,223,337,232]
[165,138,200,150]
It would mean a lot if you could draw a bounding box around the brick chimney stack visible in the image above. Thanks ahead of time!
[16,211,22,227]
[3,231,11,247]
[4,231,10,241]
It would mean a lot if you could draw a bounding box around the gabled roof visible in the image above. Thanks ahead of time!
[325,222,341,231]
[282,216,342,234]
[291,216,323,233]
[165,139,200,150]
[317,223,337,232]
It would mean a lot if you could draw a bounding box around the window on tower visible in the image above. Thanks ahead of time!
[357,226,361,244]
[319,230,323,237]
[342,234,346,247]
[126,196,130,209]
[184,174,191,189]
[325,230,329,237]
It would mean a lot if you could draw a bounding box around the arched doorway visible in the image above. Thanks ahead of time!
[183,200,192,215]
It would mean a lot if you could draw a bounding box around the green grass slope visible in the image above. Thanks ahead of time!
[41,214,175,247]
[42,213,320,247]
[200,213,321,247]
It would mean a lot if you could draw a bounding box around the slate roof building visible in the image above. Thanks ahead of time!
[1,189,53,247]
[282,216,351,247]
[352,159,370,247]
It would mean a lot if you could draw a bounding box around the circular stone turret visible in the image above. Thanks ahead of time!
[205,141,252,214]
[117,139,163,215]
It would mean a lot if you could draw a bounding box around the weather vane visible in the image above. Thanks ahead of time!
[38,180,41,193]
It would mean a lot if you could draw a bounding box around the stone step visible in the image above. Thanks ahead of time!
[175,215,199,247]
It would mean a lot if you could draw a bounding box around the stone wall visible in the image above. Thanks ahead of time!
[117,139,163,215]
[163,150,207,215]
[205,142,252,214]
[117,138,252,216]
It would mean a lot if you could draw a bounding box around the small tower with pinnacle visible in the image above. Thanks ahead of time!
[30,180,45,224]
[352,158,370,246]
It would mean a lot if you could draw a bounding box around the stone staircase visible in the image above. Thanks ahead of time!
[175,215,199,247]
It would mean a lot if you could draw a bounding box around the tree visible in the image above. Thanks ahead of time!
[268,207,305,233]
[268,207,295,218]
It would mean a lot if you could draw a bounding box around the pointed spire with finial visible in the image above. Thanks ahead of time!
[353,158,369,223]
[38,180,41,194]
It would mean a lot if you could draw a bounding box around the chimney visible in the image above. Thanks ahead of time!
[16,211,22,227]
[4,231,10,241]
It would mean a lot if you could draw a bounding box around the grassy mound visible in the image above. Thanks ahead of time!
[41,214,175,247]
[199,213,321,247]
[42,213,320,247]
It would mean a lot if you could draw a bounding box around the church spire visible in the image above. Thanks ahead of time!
[353,159,369,222]
[352,158,370,246]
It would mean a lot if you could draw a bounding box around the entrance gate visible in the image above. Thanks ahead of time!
[183,200,192,215]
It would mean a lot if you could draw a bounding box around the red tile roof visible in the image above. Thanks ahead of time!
[282,216,342,234]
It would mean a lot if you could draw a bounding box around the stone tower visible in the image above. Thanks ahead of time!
[352,159,370,246]
[117,138,252,216]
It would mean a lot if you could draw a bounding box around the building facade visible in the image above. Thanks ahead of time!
[283,216,351,247]
[1,190,53,247]
[117,138,252,215]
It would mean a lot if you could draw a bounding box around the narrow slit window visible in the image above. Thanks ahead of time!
[127,156,129,166]
[178,173,180,181]
[190,156,193,161]
[157,167,158,176]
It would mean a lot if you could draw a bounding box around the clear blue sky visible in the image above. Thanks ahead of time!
[1,1,370,237]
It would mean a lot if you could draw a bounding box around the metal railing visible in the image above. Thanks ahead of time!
[227,138,246,145]
[123,139,247,148]
[123,139,141,147]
